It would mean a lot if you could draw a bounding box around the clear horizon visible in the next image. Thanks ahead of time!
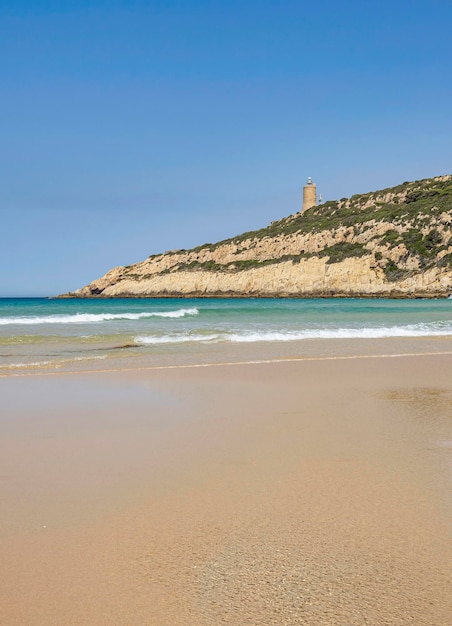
[1,0,451,296]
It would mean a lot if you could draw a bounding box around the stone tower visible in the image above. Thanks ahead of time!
[302,177,316,212]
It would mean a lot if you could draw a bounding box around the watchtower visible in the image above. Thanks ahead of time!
[302,177,316,212]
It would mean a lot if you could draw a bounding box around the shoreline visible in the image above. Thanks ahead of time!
[58,291,452,299]
[2,346,452,378]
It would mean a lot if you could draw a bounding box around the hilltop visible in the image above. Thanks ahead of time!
[65,175,452,298]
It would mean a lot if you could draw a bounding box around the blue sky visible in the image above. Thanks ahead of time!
[1,0,451,296]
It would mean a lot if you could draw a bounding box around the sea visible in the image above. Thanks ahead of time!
[1,297,452,374]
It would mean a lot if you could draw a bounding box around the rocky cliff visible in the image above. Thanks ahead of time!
[66,175,452,298]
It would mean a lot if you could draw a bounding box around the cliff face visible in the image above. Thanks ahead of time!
[67,175,452,298]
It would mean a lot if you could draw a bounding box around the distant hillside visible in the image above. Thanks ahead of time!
[65,175,452,298]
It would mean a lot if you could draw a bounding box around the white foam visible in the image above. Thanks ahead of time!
[135,333,220,345]
[0,308,199,325]
[134,323,452,345]
[228,325,452,342]
[2,355,107,369]
[5,360,53,369]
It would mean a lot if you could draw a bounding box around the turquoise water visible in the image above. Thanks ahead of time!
[1,297,452,372]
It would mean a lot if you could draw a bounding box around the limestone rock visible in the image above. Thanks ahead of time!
[64,175,452,299]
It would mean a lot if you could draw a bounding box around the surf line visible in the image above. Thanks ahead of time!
[2,350,452,378]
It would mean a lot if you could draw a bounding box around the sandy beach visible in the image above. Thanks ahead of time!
[1,345,451,625]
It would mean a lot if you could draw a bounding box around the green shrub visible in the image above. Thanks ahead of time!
[381,230,401,245]
[438,253,452,268]
[383,261,410,282]
[321,242,369,264]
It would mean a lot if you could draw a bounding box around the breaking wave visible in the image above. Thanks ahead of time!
[134,322,452,345]
[227,324,452,342]
[0,308,199,325]
[135,333,220,345]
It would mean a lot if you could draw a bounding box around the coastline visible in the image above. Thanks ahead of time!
[58,291,452,299]
[3,344,452,378]
[1,342,451,624]
[2,335,452,377]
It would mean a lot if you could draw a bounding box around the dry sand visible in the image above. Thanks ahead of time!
[1,349,451,625]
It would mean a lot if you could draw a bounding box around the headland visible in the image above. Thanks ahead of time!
[63,175,452,299]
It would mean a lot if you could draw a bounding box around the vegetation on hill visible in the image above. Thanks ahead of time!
[181,175,451,247]
[143,175,452,281]
[69,174,452,298]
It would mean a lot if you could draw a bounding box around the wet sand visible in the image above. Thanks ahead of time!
[1,348,451,625]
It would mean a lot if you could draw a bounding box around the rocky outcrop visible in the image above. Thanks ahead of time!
[65,175,452,298]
